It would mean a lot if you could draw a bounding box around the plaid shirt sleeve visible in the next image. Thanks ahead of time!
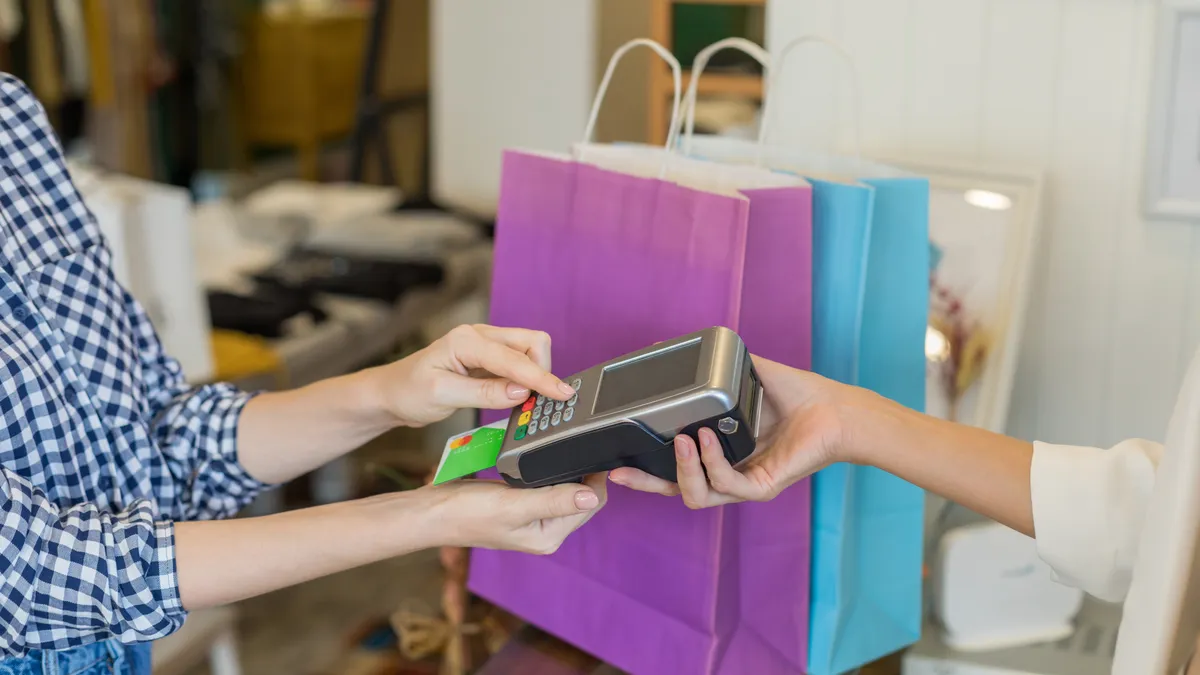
[0,74,278,656]
[0,469,185,652]
[124,287,272,521]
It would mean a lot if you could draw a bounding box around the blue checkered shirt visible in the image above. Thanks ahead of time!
[0,76,267,657]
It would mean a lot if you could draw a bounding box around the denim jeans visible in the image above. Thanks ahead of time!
[0,640,151,675]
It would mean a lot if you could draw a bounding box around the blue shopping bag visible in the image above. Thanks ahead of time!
[685,133,930,672]
[807,177,929,675]
[677,34,929,672]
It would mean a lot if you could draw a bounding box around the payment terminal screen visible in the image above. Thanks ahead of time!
[593,340,702,415]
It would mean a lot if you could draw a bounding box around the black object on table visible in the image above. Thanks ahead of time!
[206,285,327,339]
[252,249,444,304]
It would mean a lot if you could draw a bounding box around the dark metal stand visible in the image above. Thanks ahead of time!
[348,0,431,200]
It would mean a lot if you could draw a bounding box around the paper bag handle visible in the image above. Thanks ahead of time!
[679,37,771,155]
[757,36,864,165]
[581,38,683,178]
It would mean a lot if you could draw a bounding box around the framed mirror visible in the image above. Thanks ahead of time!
[879,159,1052,663]
[883,158,1045,434]
[1143,0,1200,221]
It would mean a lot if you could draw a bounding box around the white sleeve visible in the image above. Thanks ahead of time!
[1031,439,1163,602]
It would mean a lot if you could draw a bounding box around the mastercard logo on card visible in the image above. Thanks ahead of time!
[449,434,473,450]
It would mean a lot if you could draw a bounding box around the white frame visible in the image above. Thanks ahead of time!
[1143,0,1200,221]
[881,157,1046,435]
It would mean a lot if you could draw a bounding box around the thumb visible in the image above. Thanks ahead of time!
[440,374,531,410]
[519,484,600,522]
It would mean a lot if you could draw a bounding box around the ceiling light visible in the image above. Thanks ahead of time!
[964,189,1013,211]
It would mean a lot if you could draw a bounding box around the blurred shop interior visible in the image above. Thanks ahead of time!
[8,0,1200,674]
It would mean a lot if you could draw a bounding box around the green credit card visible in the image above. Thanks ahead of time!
[432,420,509,485]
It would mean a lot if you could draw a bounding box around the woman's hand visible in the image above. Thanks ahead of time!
[376,324,575,428]
[611,356,860,508]
[612,355,1038,540]
[428,474,609,554]
[175,474,608,611]
[237,324,571,487]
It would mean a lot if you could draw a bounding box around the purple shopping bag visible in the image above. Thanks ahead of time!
[470,38,813,675]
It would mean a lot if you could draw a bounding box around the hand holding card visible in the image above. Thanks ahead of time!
[425,474,607,555]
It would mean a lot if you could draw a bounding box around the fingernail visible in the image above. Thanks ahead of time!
[699,429,715,450]
[574,491,599,510]
[506,383,530,398]
[558,381,575,397]
[675,437,690,460]
[608,474,625,486]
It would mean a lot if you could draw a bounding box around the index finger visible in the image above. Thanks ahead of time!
[473,325,554,372]
[455,328,572,400]
[609,467,680,496]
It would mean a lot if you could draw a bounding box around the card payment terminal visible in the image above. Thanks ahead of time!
[496,326,763,488]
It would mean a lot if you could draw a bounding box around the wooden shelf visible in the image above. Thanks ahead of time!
[661,71,764,98]
[647,0,765,144]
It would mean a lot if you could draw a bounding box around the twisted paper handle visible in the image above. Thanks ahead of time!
[391,598,479,666]
[390,599,515,675]
[389,470,507,675]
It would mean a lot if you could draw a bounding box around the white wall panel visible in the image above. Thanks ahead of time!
[838,0,914,156]
[977,0,1064,165]
[982,0,1065,444]
[1103,6,1192,445]
[431,0,597,218]
[904,0,988,159]
[1035,2,1142,446]
[768,0,1198,446]
[763,0,841,150]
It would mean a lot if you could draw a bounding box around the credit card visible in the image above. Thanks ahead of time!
[432,420,508,485]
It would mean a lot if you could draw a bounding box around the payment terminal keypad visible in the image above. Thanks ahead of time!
[513,377,582,442]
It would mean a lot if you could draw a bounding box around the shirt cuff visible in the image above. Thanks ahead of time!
[210,387,271,492]
[149,520,185,617]
[170,384,273,519]
[1031,440,1161,602]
